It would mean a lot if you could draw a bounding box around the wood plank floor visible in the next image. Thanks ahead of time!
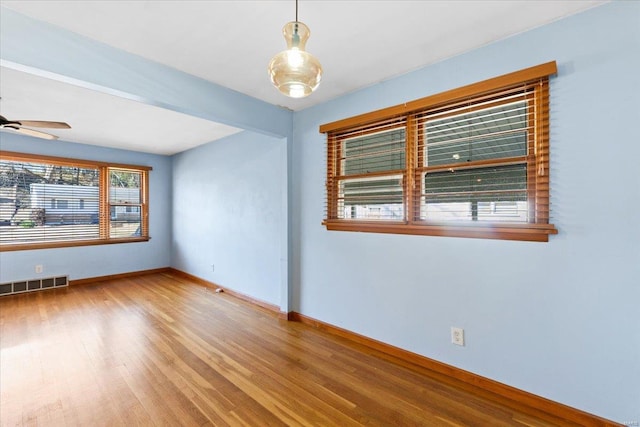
[1,272,579,426]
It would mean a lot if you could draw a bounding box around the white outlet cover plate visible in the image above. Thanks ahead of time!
[451,327,465,346]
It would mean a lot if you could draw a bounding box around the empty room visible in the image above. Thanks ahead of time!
[0,1,638,425]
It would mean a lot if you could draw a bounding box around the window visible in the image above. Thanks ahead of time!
[55,199,69,210]
[320,62,558,242]
[0,152,151,251]
[108,169,144,239]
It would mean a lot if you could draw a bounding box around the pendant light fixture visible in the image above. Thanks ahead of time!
[268,0,322,98]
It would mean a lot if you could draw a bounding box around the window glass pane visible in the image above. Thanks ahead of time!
[422,201,529,222]
[342,128,405,175]
[0,160,100,244]
[109,169,142,238]
[425,101,527,166]
[422,164,528,222]
[110,170,141,203]
[338,176,403,220]
[110,206,141,238]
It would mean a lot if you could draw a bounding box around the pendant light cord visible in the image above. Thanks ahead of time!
[296,0,298,22]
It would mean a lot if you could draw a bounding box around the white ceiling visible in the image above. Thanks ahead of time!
[0,0,607,155]
[0,67,242,155]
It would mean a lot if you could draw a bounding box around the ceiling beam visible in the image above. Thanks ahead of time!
[0,7,292,139]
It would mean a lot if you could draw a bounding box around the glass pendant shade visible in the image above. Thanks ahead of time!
[268,21,322,98]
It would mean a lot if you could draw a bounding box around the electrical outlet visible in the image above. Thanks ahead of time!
[211,264,215,272]
[35,265,43,274]
[451,327,464,346]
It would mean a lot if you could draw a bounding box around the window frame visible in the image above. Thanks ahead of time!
[320,62,558,242]
[0,151,151,251]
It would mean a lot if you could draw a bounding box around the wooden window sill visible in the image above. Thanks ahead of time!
[0,237,150,252]
[323,220,557,242]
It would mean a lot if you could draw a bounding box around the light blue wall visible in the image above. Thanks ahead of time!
[292,2,639,422]
[172,131,285,307]
[0,132,172,282]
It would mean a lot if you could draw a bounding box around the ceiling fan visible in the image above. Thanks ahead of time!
[0,114,71,140]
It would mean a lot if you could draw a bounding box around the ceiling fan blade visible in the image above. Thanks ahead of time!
[17,120,71,129]
[14,127,59,140]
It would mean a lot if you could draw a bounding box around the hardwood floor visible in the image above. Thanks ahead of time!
[0,273,583,426]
